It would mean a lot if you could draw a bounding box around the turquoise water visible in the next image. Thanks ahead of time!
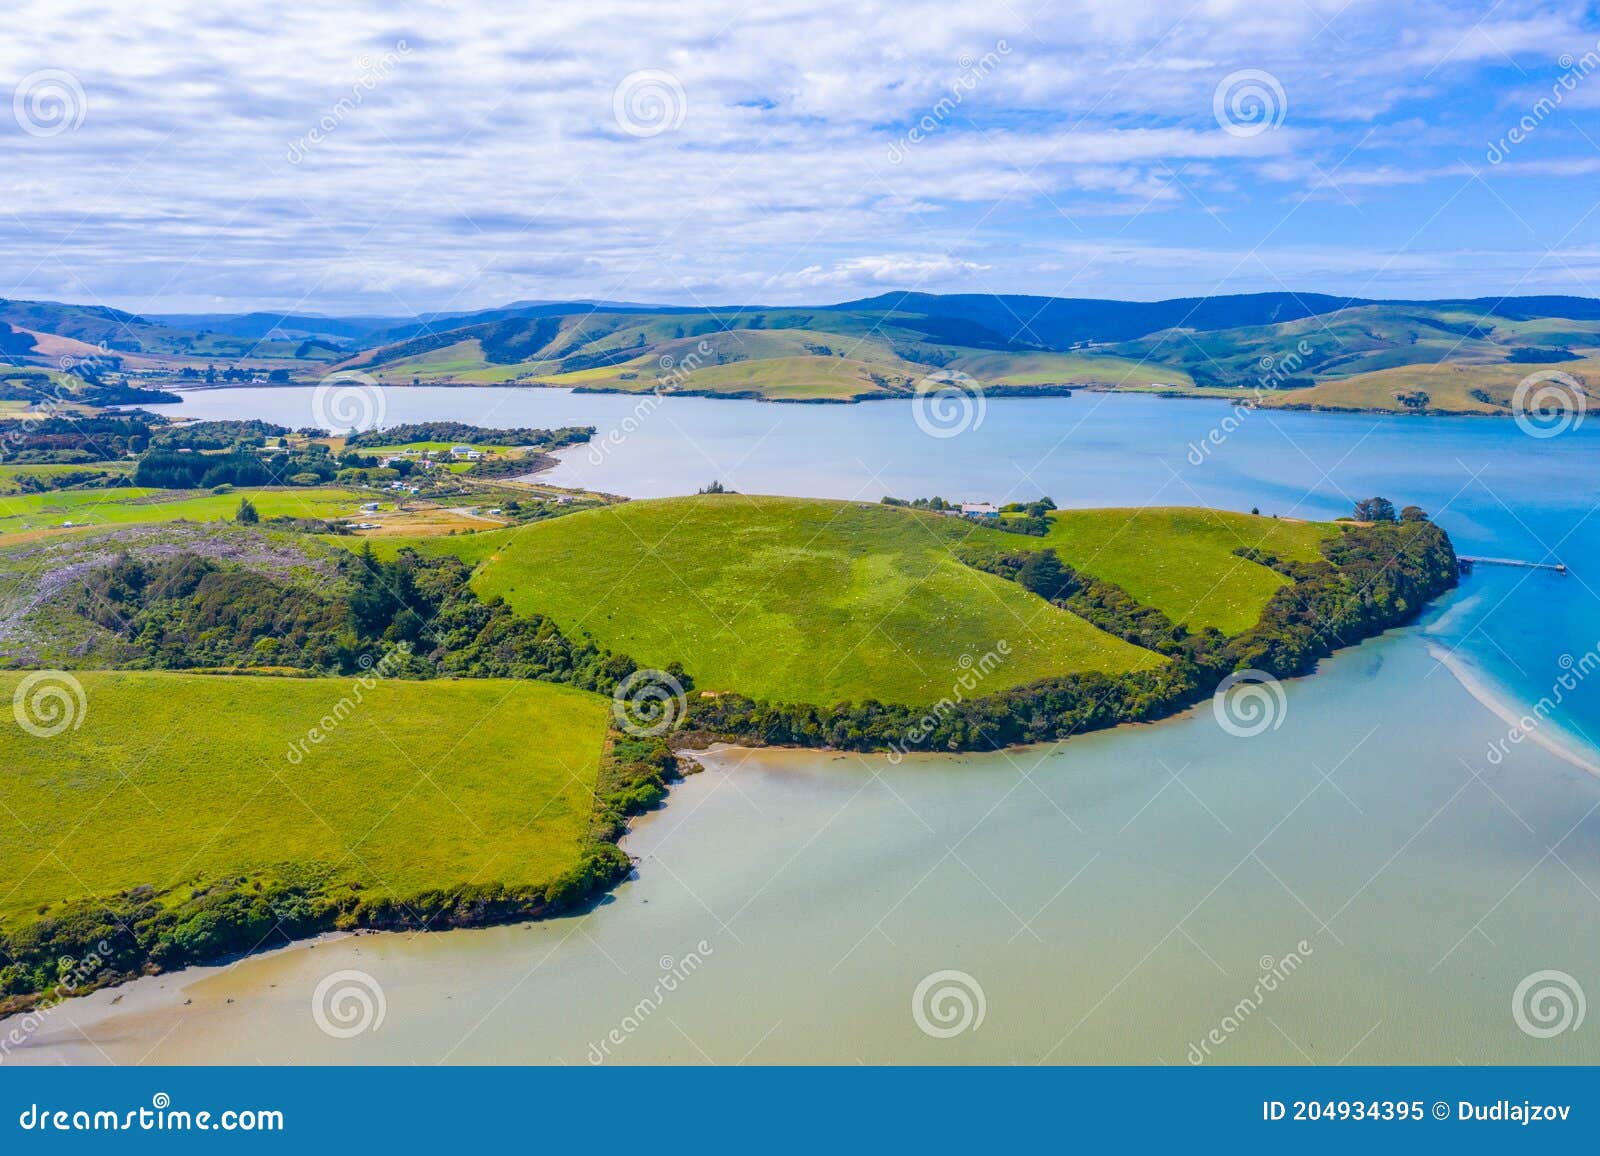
[21,386,1590,1064]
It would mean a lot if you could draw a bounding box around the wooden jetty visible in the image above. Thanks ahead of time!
[1458,555,1567,574]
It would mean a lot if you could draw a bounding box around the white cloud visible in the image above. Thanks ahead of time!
[781,254,993,290]
[0,0,1595,310]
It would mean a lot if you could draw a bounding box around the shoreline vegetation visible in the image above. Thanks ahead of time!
[0,410,1460,1011]
[0,682,682,1019]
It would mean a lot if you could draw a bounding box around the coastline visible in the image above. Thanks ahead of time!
[13,625,1600,1065]
[137,378,1533,418]
[1425,642,1600,779]
[0,513,1458,1014]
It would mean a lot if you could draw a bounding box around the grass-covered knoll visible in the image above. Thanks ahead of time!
[956,507,1337,636]
[460,495,1161,704]
[1042,508,1335,635]
[0,672,609,926]
[0,485,370,536]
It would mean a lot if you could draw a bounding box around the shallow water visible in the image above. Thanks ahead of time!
[18,385,1595,1064]
[8,635,1599,1065]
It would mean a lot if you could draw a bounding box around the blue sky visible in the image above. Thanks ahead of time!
[3,0,1600,314]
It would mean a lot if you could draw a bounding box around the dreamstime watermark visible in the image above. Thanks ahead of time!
[912,969,986,1038]
[912,369,986,439]
[1187,339,1314,466]
[886,642,1011,764]
[1213,69,1287,138]
[1186,941,1314,1063]
[12,670,87,738]
[886,41,1011,163]
[0,941,112,1064]
[1485,646,1600,766]
[586,940,714,1063]
[286,42,412,164]
[612,668,688,737]
[587,339,715,465]
[311,369,388,434]
[56,339,115,379]
[1212,669,1286,738]
[12,69,86,137]
[0,375,81,463]
[1487,39,1600,163]
[16,1093,283,1133]
[613,69,687,137]
[311,969,386,1038]
[1511,369,1585,439]
[1512,969,1585,1039]
[284,646,410,764]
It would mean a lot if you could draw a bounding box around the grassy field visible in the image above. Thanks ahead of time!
[1039,507,1336,634]
[947,351,1197,389]
[0,461,135,493]
[1259,356,1599,414]
[576,355,902,400]
[0,485,373,536]
[0,672,610,925]
[449,495,1161,704]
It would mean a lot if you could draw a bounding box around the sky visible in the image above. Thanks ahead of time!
[3,0,1600,316]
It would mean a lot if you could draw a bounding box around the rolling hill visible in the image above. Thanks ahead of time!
[443,495,1166,704]
[5,291,1599,411]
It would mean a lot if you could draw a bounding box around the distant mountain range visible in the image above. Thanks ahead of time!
[4,290,1599,414]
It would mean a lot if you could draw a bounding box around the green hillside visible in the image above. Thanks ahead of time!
[1040,507,1334,634]
[1259,355,1600,415]
[949,507,1336,635]
[8,292,1600,412]
[455,495,1163,704]
[344,307,1192,400]
[0,672,610,924]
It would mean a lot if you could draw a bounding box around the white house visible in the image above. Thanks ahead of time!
[960,502,1001,518]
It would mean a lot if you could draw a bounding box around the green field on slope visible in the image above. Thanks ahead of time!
[946,351,1197,389]
[1260,355,1599,414]
[0,485,372,536]
[456,495,1161,704]
[0,672,609,924]
[1038,507,1335,634]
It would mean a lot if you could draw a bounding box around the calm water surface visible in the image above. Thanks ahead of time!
[16,385,1596,1064]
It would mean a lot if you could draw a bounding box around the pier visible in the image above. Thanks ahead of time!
[1458,555,1567,574]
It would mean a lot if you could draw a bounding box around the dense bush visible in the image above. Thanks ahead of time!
[149,419,292,450]
[0,412,162,463]
[342,421,592,449]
